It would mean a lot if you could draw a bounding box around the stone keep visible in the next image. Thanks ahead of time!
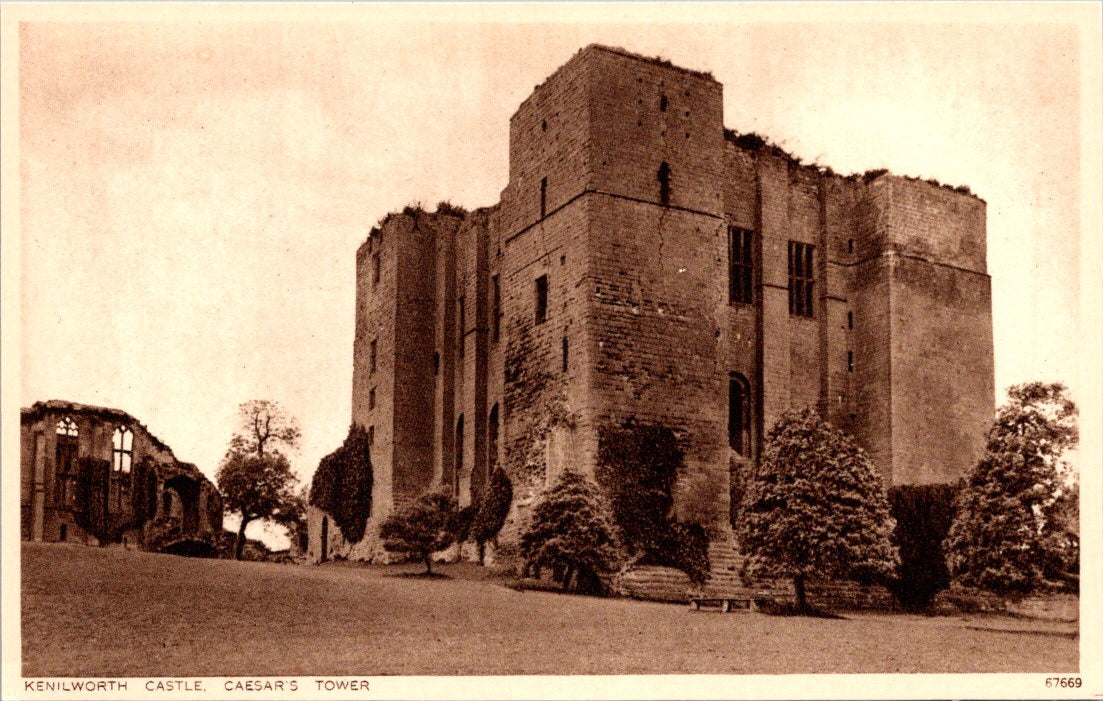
[308,45,994,564]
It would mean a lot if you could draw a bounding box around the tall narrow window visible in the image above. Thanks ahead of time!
[434,351,440,376]
[368,426,375,446]
[728,226,754,305]
[728,373,751,457]
[369,339,377,373]
[659,95,668,112]
[55,417,78,507]
[491,275,501,342]
[657,162,671,206]
[788,241,815,318]
[847,351,854,372]
[540,177,547,218]
[369,388,376,410]
[112,426,133,473]
[458,295,466,358]
[534,275,548,324]
[454,415,464,497]
[562,336,569,372]
[487,404,499,475]
[372,253,381,285]
[847,311,853,330]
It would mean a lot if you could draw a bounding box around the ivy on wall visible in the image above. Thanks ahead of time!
[310,424,374,544]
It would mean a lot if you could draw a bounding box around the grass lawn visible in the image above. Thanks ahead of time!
[21,543,1077,677]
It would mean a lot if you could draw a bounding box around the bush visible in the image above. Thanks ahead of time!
[379,492,458,574]
[471,468,513,557]
[888,483,959,609]
[930,586,1006,615]
[520,471,620,594]
[737,409,899,613]
[310,424,374,543]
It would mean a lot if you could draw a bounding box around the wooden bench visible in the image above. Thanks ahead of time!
[690,597,753,612]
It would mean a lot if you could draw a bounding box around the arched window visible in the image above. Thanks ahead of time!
[728,373,752,457]
[113,426,133,473]
[487,404,499,478]
[54,417,79,507]
[657,161,671,206]
[454,415,464,497]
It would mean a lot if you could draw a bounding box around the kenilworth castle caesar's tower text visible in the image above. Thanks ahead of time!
[307,45,994,564]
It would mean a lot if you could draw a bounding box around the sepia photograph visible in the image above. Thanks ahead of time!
[2,3,1100,698]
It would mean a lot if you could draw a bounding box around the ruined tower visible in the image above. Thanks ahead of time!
[309,45,994,565]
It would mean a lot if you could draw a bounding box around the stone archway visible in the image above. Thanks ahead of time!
[163,475,200,533]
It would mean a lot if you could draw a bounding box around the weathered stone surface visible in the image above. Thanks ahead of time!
[313,44,994,591]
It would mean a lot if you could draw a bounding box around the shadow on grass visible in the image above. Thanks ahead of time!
[384,571,452,579]
[756,600,848,619]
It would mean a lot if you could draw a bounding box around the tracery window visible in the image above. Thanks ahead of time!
[113,426,133,473]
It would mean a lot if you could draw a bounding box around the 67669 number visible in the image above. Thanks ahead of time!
[1045,677,1081,688]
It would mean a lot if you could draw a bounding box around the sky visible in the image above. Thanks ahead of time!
[11,7,1098,547]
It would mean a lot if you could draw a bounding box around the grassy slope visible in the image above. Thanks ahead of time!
[21,543,1077,677]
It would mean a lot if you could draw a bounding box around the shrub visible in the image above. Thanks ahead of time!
[944,382,1078,595]
[520,471,620,594]
[379,492,458,574]
[738,409,899,613]
[888,483,959,609]
[310,424,374,543]
[470,468,513,561]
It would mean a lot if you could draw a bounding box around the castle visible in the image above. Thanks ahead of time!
[21,400,223,551]
[307,45,994,567]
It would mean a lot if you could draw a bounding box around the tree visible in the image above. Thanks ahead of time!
[737,409,899,613]
[217,400,302,560]
[309,424,374,543]
[470,467,513,562]
[520,470,620,594]
[379,492,459,574]
[944,382,1078,595]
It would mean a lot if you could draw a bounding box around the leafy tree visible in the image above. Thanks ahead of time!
[379,492,459,574]
[888,483,959,609]
[309,424,374,543]
[217,400,302,560]
[217,451,300,560]
[470,467,513,562]
[944,382,1078,595]
[737,409,899,613]
[520,470,620,594]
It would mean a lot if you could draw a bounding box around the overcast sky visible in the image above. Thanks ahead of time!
[13,8,1095,545]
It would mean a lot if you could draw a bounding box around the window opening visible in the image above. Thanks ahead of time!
[534,275,548,324]
[458,295,466,357]
[540,177,547,218]
[788,241,815,318]
[562,336,569,372]
[728,227,754,305]
[372,253,381,285]
[848,351,854,372]
[369,388,376,410]
[659,95,668,112]
[488,404,499,476]
[369,339,377,374]
[491,275,501,342]
[454,415,464,497]
[847,311,853,330]
[657,162,671,206]
[112,426,133,473]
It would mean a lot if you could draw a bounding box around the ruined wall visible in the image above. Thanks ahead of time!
[20,401,220,548]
